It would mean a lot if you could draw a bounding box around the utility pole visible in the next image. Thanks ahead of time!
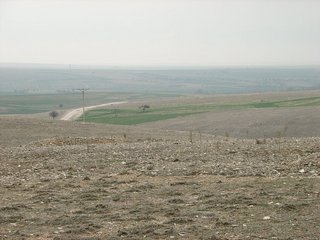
[76,88,89,123]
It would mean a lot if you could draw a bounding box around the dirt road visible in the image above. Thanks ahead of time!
[60,101,126,121]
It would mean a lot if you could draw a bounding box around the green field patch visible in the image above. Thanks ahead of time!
[276,97,320,107]
[223,96,320,110]
[80,108,205,125]
[82,96,320,125]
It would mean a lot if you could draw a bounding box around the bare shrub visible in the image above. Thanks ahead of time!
[139,104,150,112]
[256,139,267,144]
[49,111,59,119]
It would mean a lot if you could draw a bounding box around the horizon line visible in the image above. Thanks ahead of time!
[1,62,320,69]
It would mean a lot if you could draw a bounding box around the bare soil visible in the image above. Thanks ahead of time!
[141,106,320,139]
[137,90,320,139]
[0,116,320,239]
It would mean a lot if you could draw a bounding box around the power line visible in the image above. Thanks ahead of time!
[75,88,89,123]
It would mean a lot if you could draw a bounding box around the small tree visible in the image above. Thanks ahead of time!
[49,111,59,119]
[139,104,150,112]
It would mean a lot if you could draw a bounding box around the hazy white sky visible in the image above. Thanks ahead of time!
[0,0,319,66]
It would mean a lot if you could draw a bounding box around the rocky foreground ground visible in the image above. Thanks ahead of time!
[0,117,319,239]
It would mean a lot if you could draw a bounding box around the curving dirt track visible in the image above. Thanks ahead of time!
[60,101,126,121]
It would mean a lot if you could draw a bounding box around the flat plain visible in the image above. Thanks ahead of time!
[0,110,320,239]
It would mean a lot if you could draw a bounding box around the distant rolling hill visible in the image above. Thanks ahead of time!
[1,65,320,94]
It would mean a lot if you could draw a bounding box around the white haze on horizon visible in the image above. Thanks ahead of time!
[0,0,319,67]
